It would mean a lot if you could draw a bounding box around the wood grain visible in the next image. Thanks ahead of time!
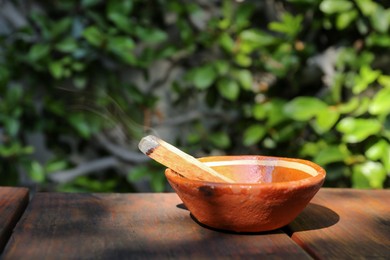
[0,187,29,253]
[287,188,390,259]
[2,193,310,259]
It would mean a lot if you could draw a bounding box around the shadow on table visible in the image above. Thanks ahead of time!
[178,202,340,234]
[177,203,339,235]
[99,204,306,259]
[284,203,340,234]
[176,203,188,211]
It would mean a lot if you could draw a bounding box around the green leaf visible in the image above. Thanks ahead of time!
[352,97,370,116]
[300,141,325,157]
[218,0,233,29]
[365,139,388,161]
[107,0,133,15]
[217,78,240,101]
[218,32,235,53]
[0,143,32,157]
[369,88,390,115]
[336,117,382,143]
[352,161,386,189]
[210,132,231,149]
[366,33,390,47]
[234,3,255,30]
[234,69,252,90]
[239,29,270,43]
[107,36,136,64]
[382,145,390,172]
[49,61,64,79]
[22,146,34,155]
[320,0,353,14]
[190,65,217,90]
[263,137,276,149]
[355,0,378,16]
[157,46,177,60]
[371,7,390,33]
[108,36,134,51]
[353,66,381,94]
[46,160,68,173]
[314,145,350,166]
[330,73,344,102]
[239,29,276,52]
[135,27,168,44]
[243,125,266,146]
[268,13,303,38]
[5,118,20,137]
[336,10,358,30]
[72,62,85,72]
[29,161,45,183]
[234,54,252,67]
[337,97,359,114]
[253,104,266,120]
[312,107,340,134]
[265,99,288,127]
[146,29,169,44]
[272,124,297,142]
[28,44,50,62]
[284,97,327,121]
[51,18,72,37]
[108,36,135,53]
[55,38,78,53]
[83,26,104,47]
[378,75,390,88]
[108,13,132,32]
[68,114,92,138]
[213,60,230,76]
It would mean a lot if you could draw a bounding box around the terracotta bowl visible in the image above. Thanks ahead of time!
[165,155,326,232]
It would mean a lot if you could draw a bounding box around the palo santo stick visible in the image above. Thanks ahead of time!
[138,135,235,183]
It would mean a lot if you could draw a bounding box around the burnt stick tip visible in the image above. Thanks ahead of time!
[138,135,160,156]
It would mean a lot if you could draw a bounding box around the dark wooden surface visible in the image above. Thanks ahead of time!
[288,189,390,259]
[2,193,310,259]
[1,188,389,259]
[0,187,29,253]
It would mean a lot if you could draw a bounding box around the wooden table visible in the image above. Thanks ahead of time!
[0,187,29,253]
[0,187,389,259]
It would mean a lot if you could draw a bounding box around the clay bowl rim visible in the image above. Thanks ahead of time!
[165,155,326,187]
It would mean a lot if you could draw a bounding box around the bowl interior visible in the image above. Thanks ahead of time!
[198,156,322,183]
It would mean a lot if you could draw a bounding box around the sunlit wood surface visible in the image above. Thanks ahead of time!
[288,189,390,259]
[1,188,389,259]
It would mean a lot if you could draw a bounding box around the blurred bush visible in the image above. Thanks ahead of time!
[1,0,389,191]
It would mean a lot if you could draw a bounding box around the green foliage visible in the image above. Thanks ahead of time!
[1,0,390,191]
[187,65,217,90]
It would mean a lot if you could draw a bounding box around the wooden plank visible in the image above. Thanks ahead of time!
[0,187,29,253]
[287,188,390,259]
[2,193,311,259]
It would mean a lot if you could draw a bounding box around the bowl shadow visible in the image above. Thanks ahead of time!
[177,202,339,235]
[176,203,188,211]
[283,203,340,234]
